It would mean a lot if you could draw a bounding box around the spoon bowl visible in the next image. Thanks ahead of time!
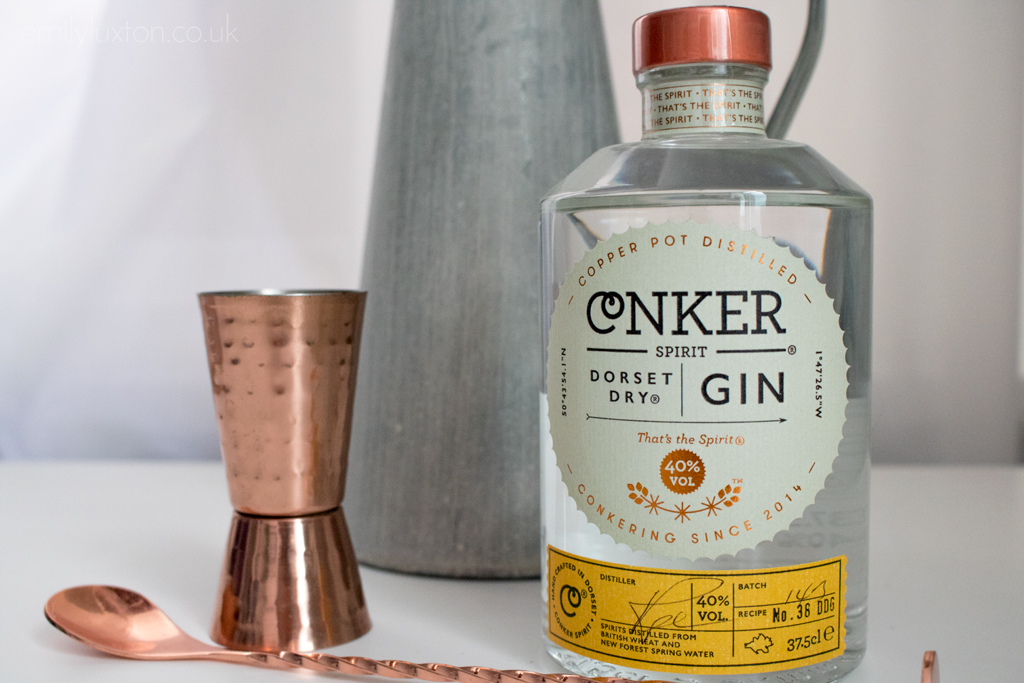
[44,585,321,669]
[46,585,200,657]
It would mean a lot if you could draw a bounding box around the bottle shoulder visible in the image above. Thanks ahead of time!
[543,136,870,204]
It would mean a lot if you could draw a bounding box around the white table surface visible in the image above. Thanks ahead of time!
[1,462,1020,682]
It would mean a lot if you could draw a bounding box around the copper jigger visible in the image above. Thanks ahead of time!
[199,290,371,652]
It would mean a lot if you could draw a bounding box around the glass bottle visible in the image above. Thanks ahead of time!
[540,7,870,683]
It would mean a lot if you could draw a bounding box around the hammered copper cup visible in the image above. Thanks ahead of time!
[199,290,371,652]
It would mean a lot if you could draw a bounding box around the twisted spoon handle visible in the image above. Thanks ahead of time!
[277,653,634,683]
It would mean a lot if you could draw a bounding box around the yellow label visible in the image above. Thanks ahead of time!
[547,547,846,675]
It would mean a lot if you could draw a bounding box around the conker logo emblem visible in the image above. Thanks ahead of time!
[559,584,582,617]
[549,560,596,642]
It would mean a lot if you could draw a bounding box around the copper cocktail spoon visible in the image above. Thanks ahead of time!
[44,585,614,683]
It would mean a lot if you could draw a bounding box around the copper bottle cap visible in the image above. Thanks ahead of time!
[633,6,772,75]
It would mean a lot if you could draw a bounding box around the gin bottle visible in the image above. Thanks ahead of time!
[540,7,870,682]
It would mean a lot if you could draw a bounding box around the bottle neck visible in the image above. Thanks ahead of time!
[637,63,769,139]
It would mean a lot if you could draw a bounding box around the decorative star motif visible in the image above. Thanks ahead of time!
[627,481,741,526]
[702,495,723,516]
[644,494,664,515]
[672,502,692,523]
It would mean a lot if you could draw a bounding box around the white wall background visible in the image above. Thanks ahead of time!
[1,1,1021,463]
[0,1,393,460]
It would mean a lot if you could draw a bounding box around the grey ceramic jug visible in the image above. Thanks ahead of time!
[346,0,619,577]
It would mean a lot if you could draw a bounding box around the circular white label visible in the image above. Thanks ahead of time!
[547,220,848,559]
